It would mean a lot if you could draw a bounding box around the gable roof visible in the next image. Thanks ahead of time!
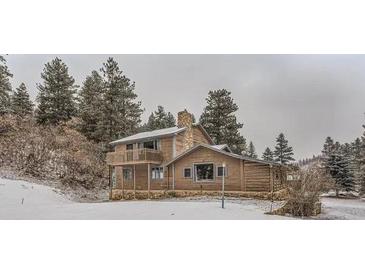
[110,126,185,146]
[211,144,232,153]
[165,143,282,167]
[109,123,215,146]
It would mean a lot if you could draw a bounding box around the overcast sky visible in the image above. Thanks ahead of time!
[5,54,365,159]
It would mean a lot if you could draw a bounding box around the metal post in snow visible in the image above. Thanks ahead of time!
[222,162,225,209]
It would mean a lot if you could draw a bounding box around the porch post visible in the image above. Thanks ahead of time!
[133,164,136,199]
[121,166,124,199]
[172,163,175,190]
[109,165,112,200]
[147,163,151,199]
[239,160,244,191]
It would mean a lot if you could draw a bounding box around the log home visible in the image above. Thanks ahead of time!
[107,110,287,199]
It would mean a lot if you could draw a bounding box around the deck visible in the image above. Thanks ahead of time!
[106,148,163,165]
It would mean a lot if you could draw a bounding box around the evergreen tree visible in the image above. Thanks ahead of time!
[351,138,362,186]
[246,141,258,158]
[274,133,295,164]
[358,126,365,195]
[327,144,355,196]
[146,105,176,130]
[0,55,13,115]
[35,58,78,125]
[10,83,34,117]
[78,71,104,142]
[322,136,335,158]
[97,57,143,143]
[321,136,335,172]
[262,147,274,161]
[199,89,247,154]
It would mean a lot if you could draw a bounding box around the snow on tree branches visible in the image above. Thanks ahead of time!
[199,89,247,154]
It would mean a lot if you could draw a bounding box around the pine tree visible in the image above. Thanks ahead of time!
[358,126,365,195]
[327,143,355,196]
[10,83,34,117]
[97,57,143,143]
[322,136,335,157]
[246,141,258,158]
[0,55,13,115]
[35,57,78,125]
[78,71,104,142]
[146,105,176,130]
[351,138,362,192]
[199,89,247,154]
[274,133,295,164]
[262,147,274,161]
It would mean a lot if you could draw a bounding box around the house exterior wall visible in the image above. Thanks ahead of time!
[167,147,242,191]
[244,162,271,192]
[112,145,281,193]
[114,164,167,191]
[192,126,211,145]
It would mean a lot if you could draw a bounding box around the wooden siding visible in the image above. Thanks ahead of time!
[175,132,185,156]
[160,137,173,163]
[114,164,167,191]
[169,146,242,191]
[244,161,271,192]
[192,126,211,145]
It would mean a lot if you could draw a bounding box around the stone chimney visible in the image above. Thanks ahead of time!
[177,109,194,150]
[177,109,193,128]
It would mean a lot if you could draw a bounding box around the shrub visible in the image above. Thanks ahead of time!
[272,167,333,217]
[0,115,108,189]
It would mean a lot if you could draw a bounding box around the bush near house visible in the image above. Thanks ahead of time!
[271,167,333,217]
[0,115,108,190]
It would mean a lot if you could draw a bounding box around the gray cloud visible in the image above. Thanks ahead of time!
[5,54,365,159]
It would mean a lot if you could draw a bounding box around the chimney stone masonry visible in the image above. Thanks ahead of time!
[177,109,194,150]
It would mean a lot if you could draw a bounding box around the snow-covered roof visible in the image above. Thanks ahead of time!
[110,126,186,146]
[165,143,282,167]
[211,144,232,152]
[110,123,214,146]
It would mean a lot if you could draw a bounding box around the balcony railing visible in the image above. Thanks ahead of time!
[106,148,163,165]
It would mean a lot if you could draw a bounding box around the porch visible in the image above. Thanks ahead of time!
[109,163,166,200]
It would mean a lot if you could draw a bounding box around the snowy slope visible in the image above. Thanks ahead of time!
[0,177,290,220]
[2,177,365,219]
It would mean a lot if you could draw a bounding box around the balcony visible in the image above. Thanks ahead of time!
[106,148,163,165]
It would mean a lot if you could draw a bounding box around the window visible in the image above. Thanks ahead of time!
[152,167,164,180]
[126,144,133,150]
[123,168,132,180]
[194,163,214,182]
[138,139,160,150]
[217,166,227,177]
[183,168,192,178]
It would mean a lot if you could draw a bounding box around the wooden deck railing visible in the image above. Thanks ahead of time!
[106,148,163,165]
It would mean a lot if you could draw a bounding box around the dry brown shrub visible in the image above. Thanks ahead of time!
[0,115,108,189]
[272,167,334,217]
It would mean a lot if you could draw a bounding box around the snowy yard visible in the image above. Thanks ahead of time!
[1,177,365,220]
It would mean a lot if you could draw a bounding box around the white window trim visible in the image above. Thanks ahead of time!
[151,166,164,180]
[193,163,215,183]
[183,167,192,179]
[216,166,228,177]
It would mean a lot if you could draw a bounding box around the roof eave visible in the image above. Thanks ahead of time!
[109,128,186,146]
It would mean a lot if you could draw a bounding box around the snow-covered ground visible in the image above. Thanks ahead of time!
[1,177,365,220]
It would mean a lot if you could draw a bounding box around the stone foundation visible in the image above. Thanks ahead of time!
[110,188,288,201]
